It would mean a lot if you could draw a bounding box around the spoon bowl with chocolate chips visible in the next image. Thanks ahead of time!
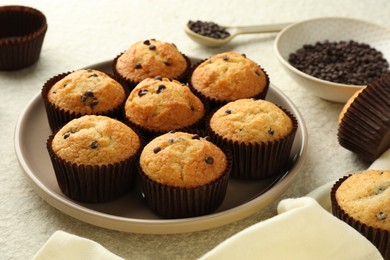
[274,16,390,103]
[185,20,290,47]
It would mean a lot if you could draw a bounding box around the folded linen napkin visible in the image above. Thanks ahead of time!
[33,230,124,260]
[200,197,383,260]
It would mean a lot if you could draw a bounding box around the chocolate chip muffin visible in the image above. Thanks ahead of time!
[190,52,269,108]
[113,39,190,89]
[124,77,205,137]
[42,69,126,132]
[47,115,141,203]
[331,170,390,259]
[139,131,231,218]
[208,98,297,179]
[338,73,390,162]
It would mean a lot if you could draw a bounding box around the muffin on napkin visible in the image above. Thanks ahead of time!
[331,170,390,259]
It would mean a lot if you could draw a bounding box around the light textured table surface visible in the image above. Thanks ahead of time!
[1,0,389,259]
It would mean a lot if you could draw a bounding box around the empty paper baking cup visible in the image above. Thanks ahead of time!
[0,5,47,70]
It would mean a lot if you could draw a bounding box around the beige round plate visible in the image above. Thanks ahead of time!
[14,60,308,234]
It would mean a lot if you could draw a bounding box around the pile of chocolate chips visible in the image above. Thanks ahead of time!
[187,20,230,39]
[288,40,389,85]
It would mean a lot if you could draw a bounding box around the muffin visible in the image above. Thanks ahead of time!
[47,115,141,203]
[113,39,190,89]
[189,52,269,108]
[208,98,297,179]
[42,69,126,132]
[124,77,205,138]
[331,170,390,259]
[139,131,231,218]
[338,73,390,162]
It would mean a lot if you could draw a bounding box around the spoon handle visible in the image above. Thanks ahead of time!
[234,23,291,35]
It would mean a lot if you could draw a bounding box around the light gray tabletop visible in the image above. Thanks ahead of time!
[1,0,389,259]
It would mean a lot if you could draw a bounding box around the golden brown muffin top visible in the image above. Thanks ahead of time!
[47,69,125,114]
[336,170,390,231]
[52,115,140,165]
[140,131,227,188]
[190,52,267,101]
[210,99,293,143]
[115,39,187,83]
[125,77,205,131]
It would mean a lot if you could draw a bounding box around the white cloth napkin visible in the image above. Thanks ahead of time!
[200,197,383,260]
[33,230,124,260]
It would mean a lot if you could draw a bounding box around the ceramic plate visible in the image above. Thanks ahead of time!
[14,60,308,234]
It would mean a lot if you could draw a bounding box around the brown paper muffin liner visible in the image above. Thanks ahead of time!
[46,133,142,203]
[331,175,390,259]
[207,108,298,179]
[338,74,390,162]
[187,59,270,111]
[112,52,192,92]
[41,71,126,133]
[138,130,232,218]
[0,6,47,70]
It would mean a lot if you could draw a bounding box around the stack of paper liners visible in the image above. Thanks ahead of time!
[338,73,390,162]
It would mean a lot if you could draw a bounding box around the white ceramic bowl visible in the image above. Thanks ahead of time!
[274,17,390,103]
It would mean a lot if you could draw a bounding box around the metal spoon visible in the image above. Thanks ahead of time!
[185,22,291,47]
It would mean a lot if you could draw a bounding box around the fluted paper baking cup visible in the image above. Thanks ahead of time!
[0,6,47,70]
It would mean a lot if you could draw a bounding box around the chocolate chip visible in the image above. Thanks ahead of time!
[153,146,161,153]
[192,134,200,140]
[225,109,231,114]
[81,91,99,107]
[138,89,148,97]
[268,128,274,136]
[376,212,387,221]
[154,75,162,81]
[241,53,247,58]
[157,84,166,93]
[88,73,98,78]
[63,132,71,139]
[223,56,229,61]
[189,104,194,111]
[52,90,57,94]
[143,40,150,45]
[168,138,175,143]
[90,141,98,149]
[164,61,171,66]
[135,63,142,69]
[205,156,214,164]
[149,45,156,50]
